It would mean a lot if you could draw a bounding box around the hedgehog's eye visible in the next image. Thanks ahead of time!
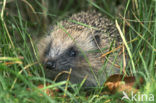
[68,47,77,57]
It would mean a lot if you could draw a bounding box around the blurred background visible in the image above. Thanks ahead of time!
[1,0,126,37]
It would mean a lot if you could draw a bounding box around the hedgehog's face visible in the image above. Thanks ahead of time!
[44,45,82,70]
[38,29,101,71]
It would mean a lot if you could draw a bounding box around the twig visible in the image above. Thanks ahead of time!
[64,68,72,97]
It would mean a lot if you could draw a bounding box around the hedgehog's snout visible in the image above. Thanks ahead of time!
[45,60,56,70]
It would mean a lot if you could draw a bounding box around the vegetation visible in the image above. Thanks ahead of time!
[0,0,155,102]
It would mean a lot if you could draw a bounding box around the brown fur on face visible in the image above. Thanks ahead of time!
[38,11,123,87]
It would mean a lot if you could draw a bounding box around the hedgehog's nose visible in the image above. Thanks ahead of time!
[45,60,56,70]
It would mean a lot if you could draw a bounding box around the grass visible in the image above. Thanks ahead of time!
[0,0,156,103]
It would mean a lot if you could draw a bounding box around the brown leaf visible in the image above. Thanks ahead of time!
[37,84,54,97]
[27,83,60,97]
[104,74,144,94]
[37,84,60,97]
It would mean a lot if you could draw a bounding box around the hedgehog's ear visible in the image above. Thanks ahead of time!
[92,30,101,47]
[93,35,100,45]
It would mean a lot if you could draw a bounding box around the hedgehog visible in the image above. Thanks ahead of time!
[38,11,123,87]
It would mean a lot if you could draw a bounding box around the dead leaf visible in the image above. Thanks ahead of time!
[104,74,144,95]
[37,84,54,97]
[27,83,60,97]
